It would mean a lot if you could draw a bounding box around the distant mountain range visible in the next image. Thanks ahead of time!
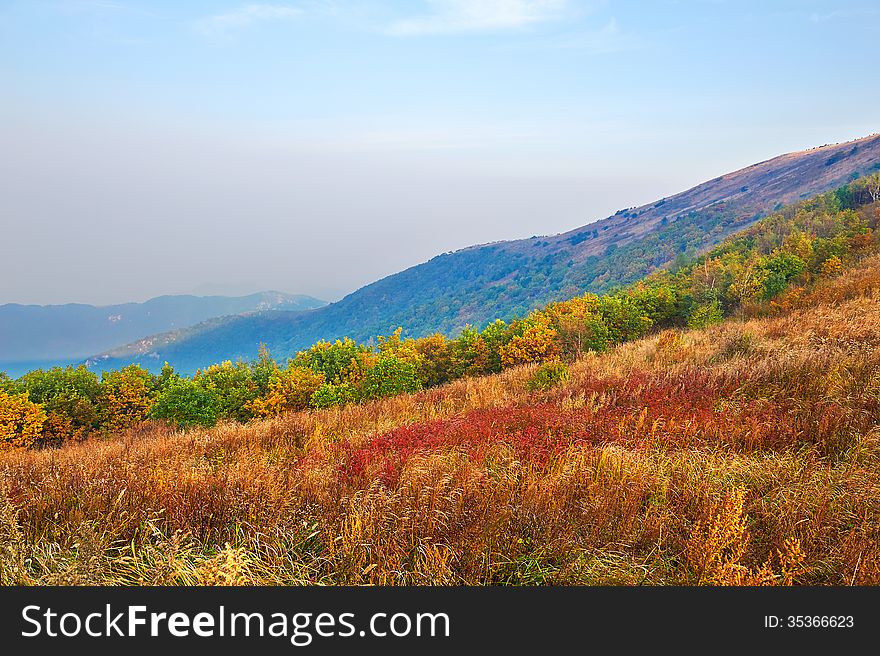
[86,133,880,374]
[0,292,326,377]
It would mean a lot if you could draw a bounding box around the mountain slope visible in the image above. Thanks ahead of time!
[0,292,326,376]
[5,250,880,585]
[91,134,880,373]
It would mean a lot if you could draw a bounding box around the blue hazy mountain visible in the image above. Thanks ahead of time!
[0,292,326,377]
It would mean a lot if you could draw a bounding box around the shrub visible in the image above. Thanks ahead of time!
[526,361,570,391]
[687,300,724,329]
[310,382,359,409]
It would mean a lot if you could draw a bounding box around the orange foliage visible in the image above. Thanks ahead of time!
[0,391,46,451]
[820,256,843,277]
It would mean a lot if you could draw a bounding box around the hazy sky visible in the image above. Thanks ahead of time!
[2,0,879,305]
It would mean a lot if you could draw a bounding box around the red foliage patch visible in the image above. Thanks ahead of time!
[331,370,857,487]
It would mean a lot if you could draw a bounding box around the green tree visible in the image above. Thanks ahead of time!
[360,356,422,400]
[759,252,806,299]
[19,366,102,443]
[150,378,219,428]
[597,295,653,344]
[194,360,257,422]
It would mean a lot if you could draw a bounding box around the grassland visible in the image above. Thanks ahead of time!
[2,254,880,585]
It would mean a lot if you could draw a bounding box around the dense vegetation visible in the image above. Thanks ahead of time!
[2,221,880,584]
[2,174,879,452]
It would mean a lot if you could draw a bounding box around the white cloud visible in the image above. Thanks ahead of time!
[386,0,568,36]
[195,4,302,36]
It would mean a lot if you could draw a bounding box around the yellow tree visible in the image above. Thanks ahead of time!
[543,294,609,356]
[248,365,325,417]
[499,314,560,367]
[99,365,155,432]
[0,391,46,451]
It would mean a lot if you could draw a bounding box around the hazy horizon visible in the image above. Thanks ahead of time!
[0,286,330,308]
[3,0,879,305]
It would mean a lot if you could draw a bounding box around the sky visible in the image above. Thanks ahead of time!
[1,1,879,305]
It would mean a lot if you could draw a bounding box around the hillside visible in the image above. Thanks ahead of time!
[91,134,880,373]
[3,249,879,584]
[0,292,326,377]
[5,175,876,448]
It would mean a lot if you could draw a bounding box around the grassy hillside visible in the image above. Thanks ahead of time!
[92,134,880,373]
[2,248,879,584]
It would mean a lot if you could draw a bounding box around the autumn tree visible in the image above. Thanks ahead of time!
[0,391,46,451]
[412,333,453,387]
[500,313,559,367]
[377,328,420,363]
[543,294,609,357]
[99,365,155,432]
[447,326,489,378]
[820,255,843,277]
[292,338,372,386]
[248,365,325,417]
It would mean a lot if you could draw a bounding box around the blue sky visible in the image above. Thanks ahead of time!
[1,1,879,304]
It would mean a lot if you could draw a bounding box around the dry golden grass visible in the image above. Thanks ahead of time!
[3,256,880,585]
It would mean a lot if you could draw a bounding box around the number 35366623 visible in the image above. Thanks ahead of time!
[765,616,854,628]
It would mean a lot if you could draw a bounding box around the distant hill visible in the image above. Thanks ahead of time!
[0,292,326,377]
[89,134,880,374]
